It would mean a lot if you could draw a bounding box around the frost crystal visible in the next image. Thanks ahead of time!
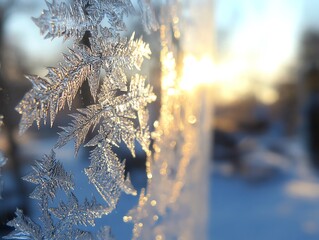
[84,145,137,210]
[56,74,155,154]
[55,69,155,212]
[22,151,74,200]
[16,33,151,134]
[11,0,157,238]
[32,0,134,40]
[50,193,111,228]
[5,209,42,240]
[6,152,112,239]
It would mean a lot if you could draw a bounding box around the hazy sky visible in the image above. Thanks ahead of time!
[4,0,66,74]
[216,0,303,75]
[4,0,319,77]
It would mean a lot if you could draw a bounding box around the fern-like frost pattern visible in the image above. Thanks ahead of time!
[16,33,151,134]
[11,0,157,238]
[33,0,134,40]
[6,152,113,239]
[22,151,74,200]
[5,209,42,240]
[85,145,137,209]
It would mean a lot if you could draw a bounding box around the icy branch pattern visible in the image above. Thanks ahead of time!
[6,152,113,239]
[16,32,151,134]
[5,209,42,240]
[56,74,155,154]
[55,71,155,212]
[22,151,74,200]
[32,0,134,40]
[11,0,156,238]
[84,145,137,209]
[6,151,115,239]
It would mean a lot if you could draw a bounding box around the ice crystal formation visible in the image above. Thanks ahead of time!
[6,151,113,240]
[9,0,157,238]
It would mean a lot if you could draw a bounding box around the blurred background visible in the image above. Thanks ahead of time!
[1,0,319,239]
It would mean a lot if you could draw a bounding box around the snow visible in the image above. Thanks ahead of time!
[2,134,319,239]
[210,173,319,240]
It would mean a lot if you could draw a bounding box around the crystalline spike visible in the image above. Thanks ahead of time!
[85,144,137,209]
[56,104,104,153]
[123,172,137,196]
[130,31,136,41]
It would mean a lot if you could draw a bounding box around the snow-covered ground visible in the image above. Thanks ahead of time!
[210,135,319,240]
[2,135,319,239]
[210,172,319,240]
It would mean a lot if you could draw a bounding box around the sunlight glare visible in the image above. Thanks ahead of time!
[180,55,215,91]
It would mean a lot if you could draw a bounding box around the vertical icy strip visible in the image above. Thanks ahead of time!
[127,0,213,239]
[0,152,6,199]
[0,115,6,199]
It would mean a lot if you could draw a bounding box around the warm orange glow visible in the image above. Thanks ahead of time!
[180,55,215,91]
[179,54,280,105]
[258,87,279,105]
[162,50,177,93]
